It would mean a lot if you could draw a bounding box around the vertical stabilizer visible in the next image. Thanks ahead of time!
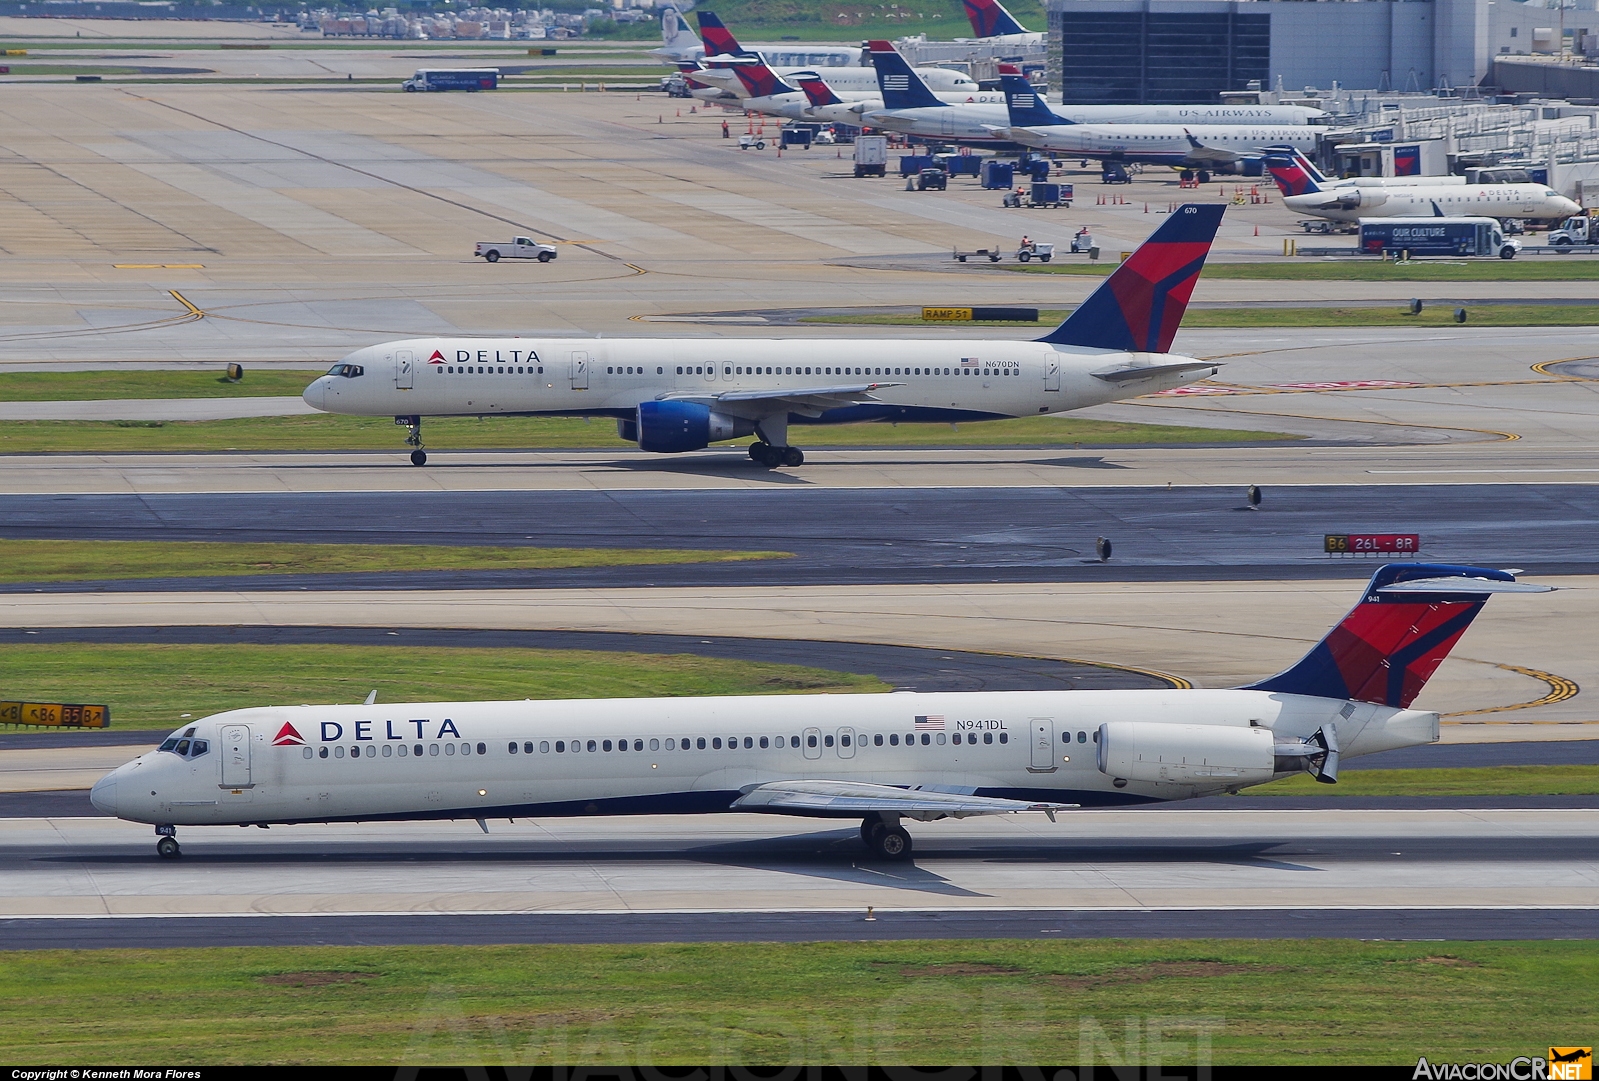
[962,0,1031,37]
[1036,203,1224,352]
[999,73,1064,127]
[867,40,945,110]
[1263,151,1324,197]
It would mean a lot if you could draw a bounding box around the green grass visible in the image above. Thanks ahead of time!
[804,305,1599,328]
[0,539,785,585]
[0,412,1294,453]
[2,939,1592,1063]
[1010,259,1599,281]
[0,643,886,730]
[0,369,323,401]
[1244,764,1599,797]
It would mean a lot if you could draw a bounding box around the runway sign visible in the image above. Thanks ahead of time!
[923,307,1040,322]
[923,307,975,321]
[0,702,111,727]
[1324,534,1421,555]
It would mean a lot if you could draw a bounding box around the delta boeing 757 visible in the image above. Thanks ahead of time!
[301,205,1227,467]
[90,565,1548,861]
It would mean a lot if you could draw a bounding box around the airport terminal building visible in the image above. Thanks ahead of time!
[1045,0,1564,103]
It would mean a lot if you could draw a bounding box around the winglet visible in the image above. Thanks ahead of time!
[867,40,944,109]
[1037,203,1224,353]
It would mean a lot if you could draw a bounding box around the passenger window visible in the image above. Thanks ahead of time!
[366,745,376,757]
[889,733,899,746]
[382,744,393,757]
[635,739,644,751]
[650,738,660,751]
[430,744,440,756]
[743,736,753,749]
[824,735,834,748]
[999,732,1008,744]
[1092,730,1099,743]
[841,734,851,747]
[937,733,946,745]
[984,732,994,745]
[712,737,722,749]
[509,742,519,754]
[303,746,313,759]
[524,741,535,754]
[445,744,455,756]
[1078,731,1087,743]
[319,746,329,758]
[477,743,486,755]
[587,740,597,752]
[665,738,676,750]
[556,740,565,753]
[807,735,818,748]
[618,739,628,752]
[952,733,962,745]
[335,745,345,758]
[873,733,883,746]
[603,740,613,752]
[790,736,800,748]
[697,737,706,750]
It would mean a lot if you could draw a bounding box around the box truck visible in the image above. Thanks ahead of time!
[403,69,499,92]
[1359,217,1520,259]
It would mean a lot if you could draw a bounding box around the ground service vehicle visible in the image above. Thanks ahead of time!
[1359,217,1520,259]
[854,135,888,177]
[474,237,557,263]
[1549,212,1599,247]
[1016,241,1054,262]
[403,69,498,92]
[917,167,948,191]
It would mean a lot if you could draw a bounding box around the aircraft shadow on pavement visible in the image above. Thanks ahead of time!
[599,456,813,484]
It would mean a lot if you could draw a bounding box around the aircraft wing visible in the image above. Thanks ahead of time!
[1181,130,1244,166]
[730,778,1075,820]
[661,381,905,418]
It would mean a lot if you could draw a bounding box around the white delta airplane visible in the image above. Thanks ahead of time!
[1264,150,1580,223]
[91,564,1548,861]
[302,204,1228,469]
[992,75,1317,180]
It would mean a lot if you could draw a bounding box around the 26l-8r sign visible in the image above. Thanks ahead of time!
[1325,534,1421,554]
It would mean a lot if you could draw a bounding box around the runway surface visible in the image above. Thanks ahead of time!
[2,809,1592,945]
[3,484,1596,585]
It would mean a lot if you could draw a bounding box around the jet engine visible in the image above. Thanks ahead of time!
[1096,720,1341,786]
[635,400,752,453]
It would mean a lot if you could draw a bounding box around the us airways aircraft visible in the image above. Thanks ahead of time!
[90,564,1548,861]
[993,76,1317,178]
[302,205,1227,468]
[1267,153,1580,223]
[730,58,1005,122]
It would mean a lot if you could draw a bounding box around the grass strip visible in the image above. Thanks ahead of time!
[0,643,885,729]
[1243,764,1599,797]
[1,939,1590,1063]
[0,369,323,401]
[804,305,1599,328]
[0,413,1293,453]
[1007,259,1599,281]
[0,539,785,585]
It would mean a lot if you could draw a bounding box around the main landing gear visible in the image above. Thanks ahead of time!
[860,813,913,861]
[155,824,181,860]
[748,442,804,468]
[398,415,426,466]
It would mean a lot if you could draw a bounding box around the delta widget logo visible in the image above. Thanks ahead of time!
[272,722,305,746]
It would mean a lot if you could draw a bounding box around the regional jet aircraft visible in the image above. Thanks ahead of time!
[1265,153,1580,223]
[91,565,1548,861]
[301,205,1226,467]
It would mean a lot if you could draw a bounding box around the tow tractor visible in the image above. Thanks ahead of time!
[1549,211,1599,248]
[1015,240,1054,262]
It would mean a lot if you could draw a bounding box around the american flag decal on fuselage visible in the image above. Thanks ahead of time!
[915,715,945,730]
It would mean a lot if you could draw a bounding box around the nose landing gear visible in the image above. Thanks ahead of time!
[398,415,426,466]
[155,825,181,860]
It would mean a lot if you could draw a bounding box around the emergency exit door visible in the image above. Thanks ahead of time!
[569,351,590,390]
[1029,718,1056,772]
[394,350,415,390]
[220,725,252,788]
[1044,355,1060,391]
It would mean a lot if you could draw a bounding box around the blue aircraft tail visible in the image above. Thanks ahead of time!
[1037,203,1224,353]
[866,40,944,110]
[999,74,1063,127]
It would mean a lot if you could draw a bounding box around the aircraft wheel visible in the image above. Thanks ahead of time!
[748,441,769,462]
[860,816,887,845]
[872,826,912,861]
[781,446,804,467]
[156,837,181,860]
[410,449,428,467]
[1196,170,1211,184]
[485,250,500,262]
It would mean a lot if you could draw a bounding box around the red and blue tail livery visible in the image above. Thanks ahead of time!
[694,10,744,58]
[1246,564,1549,708]
[1038,203,1224,353]
[793,71,843,108]
[962,0,1032,37]
[1264,151,1322,197]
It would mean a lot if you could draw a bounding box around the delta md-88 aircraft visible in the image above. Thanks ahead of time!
[91,565,1547,860]
[301,205,1228,468]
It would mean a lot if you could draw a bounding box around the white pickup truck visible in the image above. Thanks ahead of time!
[474,237,557,263]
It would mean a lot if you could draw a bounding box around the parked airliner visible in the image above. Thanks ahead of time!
[994,76,1317,178]
[1266,153,1580,222]
[1264,146,1464,191]
[90,565,1547,861]
[302,205,1227,468]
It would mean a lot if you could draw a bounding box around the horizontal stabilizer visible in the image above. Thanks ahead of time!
[1375,577,1554,596]
[732,779,1074,819]
[1090,360,1219,383]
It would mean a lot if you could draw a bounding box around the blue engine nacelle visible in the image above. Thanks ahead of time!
[635,400,749,453]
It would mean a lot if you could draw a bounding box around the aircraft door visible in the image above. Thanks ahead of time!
[802,726,822,760]
[1029,718,1056,772]
[722,362,734,381]
[395,350,415,390]
[1523,194,1537,215]
[1044,354,1061,391]
[836,726,855,759]
[569,351,590,390]
[941,115,957,137]
[220,725,252,787]
[703,363,716,383]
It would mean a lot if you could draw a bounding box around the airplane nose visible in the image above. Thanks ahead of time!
[89,773,118,816]
[302,377,327,410]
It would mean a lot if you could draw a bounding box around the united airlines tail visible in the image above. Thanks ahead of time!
[1246,564,1549,708]
[962,0,1031,37]
[866,40,944,110]
[999,73,1064,127]
[1037,203,1224,352]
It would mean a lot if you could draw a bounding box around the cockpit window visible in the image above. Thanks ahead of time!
[325,363,364,378]
[160,738,180,753]
[160,736,209,758]
[174,739,191,755]
[190,739,208,758]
